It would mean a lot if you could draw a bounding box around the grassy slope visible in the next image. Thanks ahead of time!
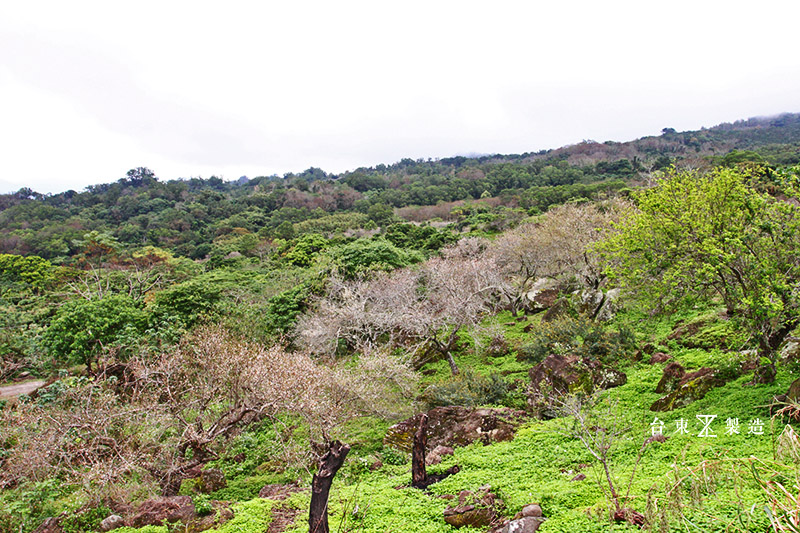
[122,304,797,532]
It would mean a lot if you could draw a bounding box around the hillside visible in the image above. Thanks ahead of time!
[2,115,800,532]
[1,113,799,262]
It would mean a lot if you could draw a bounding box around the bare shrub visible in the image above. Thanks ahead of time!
[490,200,628,314]
[0,324,410,498]
[297,243,505,375]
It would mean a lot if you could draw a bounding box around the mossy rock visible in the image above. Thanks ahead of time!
[650,371,724,412]
[667,312,745,351]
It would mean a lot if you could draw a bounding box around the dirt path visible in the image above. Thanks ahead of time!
[0,380,47,399]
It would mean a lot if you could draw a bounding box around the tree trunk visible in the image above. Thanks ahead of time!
[755,320,797,384]
[411,414,428,489]
[309,440,350,533]
[444,352,460,376]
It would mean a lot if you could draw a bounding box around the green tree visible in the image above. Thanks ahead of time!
[0,254,53,293]
[284,234,328,267]
[720,150,765,168]
[366,203,395,226]
[597,166,800,382]
[148,277,223,328]
[330,238,422,279]
[44,294,147,371]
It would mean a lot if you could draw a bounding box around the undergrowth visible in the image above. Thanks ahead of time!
[10,303,800,532]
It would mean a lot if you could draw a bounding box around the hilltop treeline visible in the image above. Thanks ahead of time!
[2,113,799,261]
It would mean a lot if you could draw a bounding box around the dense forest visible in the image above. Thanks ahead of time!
[3,113,800,533]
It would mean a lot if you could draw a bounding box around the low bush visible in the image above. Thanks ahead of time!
[421,370,510,408]
[519,316,636,365]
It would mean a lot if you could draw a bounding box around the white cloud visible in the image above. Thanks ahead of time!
[1,0,799,193]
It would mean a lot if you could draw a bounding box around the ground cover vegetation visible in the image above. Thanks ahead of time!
[3,115,800,532]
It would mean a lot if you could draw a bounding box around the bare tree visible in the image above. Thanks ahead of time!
[554,394,651,525]
[490,200,627,314]
[0,326,329,495]
[297,242,505,375]
[1,325,418,533]
[135,325,330,495]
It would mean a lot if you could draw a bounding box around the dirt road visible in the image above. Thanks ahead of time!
[0,380,47,399]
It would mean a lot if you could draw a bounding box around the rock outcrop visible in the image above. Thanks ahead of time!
[489,502,546,533]
[384,407,527,452]
[426,445,455,466]
[527,354,626,417]
[443,487,501,529]
[199,468,227,493]
[128,496,196,528]
[651,366,724,412]
[99,515,124,532]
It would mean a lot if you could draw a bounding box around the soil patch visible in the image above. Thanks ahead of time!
[0,380,46,399]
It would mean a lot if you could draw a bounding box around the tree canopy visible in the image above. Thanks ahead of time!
[597,166,800,380]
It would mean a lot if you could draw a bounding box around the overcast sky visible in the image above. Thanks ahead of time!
[2,1,799,194]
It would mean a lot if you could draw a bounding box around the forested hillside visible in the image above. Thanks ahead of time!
[2,113,799,262]
[3,114,800,533]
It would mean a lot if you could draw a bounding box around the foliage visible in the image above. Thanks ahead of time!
[147,270,252,328]
[293,211,370,235]
[598,166,800,370]
[264,282,314,335]
[205,498,274,533]
[43,294,147,369]
[283,233,329,267]
[329,238,423,279]
[420,370,510,409]
[0,478,65,533]
[0,254,53,293]
[382,223,457,252]
[380,446,409,466]
[518,316,636,365]
[60,504,111,533]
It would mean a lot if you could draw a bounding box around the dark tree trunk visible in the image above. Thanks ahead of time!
[445,352,460,376]
[411,414,428,489]
[309,440,350,533]
[755,320,798,384]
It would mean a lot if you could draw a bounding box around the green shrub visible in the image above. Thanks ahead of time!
[210,474,281,502]
[283,234,328,267]
[264,283,312,335]
[670,313,749,351]
[709,350,753,381]
[421,370,510,409]
[61,505,110,533]
[193,494,213,516]
[0,479,65,533]
[43,294,147,368]
[519,317,635,365]
[329,238,423,279]
[380,446,409,466]
[205,499,273,533]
